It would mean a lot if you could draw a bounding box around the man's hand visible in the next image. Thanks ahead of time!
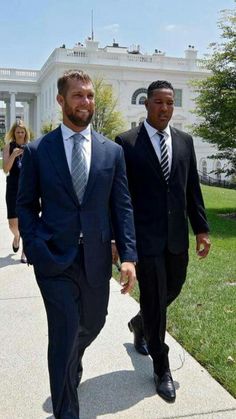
[196,233,211,259]
[120,262,136,294]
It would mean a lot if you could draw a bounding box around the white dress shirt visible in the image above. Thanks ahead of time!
[144,120,172,172]
[60,123,92,175]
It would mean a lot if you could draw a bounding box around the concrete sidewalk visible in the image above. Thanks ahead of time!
[0,169,235,419]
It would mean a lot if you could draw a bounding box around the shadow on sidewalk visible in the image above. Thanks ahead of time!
[0,254,22,268]
[42,343,179,418]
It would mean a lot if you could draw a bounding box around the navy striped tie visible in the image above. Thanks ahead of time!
[159,132,169,182]
[71,133,87,203]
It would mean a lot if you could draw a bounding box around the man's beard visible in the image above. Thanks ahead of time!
[64,103,93,127]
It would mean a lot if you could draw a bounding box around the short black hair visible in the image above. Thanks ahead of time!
[147,80,174,98]
[57,69,92,97]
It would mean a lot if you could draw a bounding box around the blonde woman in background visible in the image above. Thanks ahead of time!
[3,120,30,263]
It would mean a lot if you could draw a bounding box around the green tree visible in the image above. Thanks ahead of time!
[92,78,126,139]
[0,135,5,151]
[41,121,56,134]
[29,128,35,141]
[191,6,236,176]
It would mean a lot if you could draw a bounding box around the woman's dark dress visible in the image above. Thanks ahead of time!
[6,142,23,219]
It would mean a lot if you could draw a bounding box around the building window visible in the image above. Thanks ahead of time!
[139,96,146,105]
[174,89,182,107]
[202,159,207,180]
[131,88,147,105]
[0,119,5,134]
[131,122,137,129]
[215,161,221,181]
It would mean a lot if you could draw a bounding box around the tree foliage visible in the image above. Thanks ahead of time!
[92,78,126,139]
[0,135,5,151]
[41,121,57,134]
[191,6,236,176]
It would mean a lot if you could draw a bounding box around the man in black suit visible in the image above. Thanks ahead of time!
[115,80,211,402]
[17,70,137,419]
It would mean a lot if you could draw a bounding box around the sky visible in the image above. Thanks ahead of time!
[0,0,235,70]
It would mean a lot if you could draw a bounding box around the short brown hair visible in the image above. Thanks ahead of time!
[57,69,93,96]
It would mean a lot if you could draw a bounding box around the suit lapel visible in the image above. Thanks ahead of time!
[82,130,105,205]
[169,127,180,180]
[44,126,78,205]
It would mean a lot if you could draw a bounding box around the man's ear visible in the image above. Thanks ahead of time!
[144,98,148,111]
[57,94,64,107]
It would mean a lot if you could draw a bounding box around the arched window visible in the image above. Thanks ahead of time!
[131,88,147,105]
[139,96,146,105]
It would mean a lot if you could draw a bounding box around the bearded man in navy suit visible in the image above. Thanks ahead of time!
[115,80,211,402]
[17,70,137,419]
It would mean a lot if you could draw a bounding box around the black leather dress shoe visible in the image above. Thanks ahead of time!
[154,370,176,402]
[128,320,149,356]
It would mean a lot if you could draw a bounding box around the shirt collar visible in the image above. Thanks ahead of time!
[144,119,170,139]
[60,122,91,142]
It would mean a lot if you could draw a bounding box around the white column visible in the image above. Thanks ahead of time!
[36,94,41,137]
[5,100,10,132]
[23,102,29,127]
[28,99,35,137]
[10,92,16,126]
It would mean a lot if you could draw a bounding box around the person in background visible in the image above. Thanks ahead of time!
[115,80,211,402]
[3,120,30,263]
[17,70,137,419]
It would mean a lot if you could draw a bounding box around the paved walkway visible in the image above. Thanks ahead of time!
[0,169,235,419]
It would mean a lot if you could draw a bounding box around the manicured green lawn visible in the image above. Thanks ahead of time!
[113,185,236,397]
[168,185,236,397]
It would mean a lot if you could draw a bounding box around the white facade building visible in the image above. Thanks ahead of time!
[0,38,223,178]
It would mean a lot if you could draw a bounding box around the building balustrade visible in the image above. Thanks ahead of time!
[0,68,39,81]
[39,46,208,72]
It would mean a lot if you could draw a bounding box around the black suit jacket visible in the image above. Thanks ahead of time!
[115,123,209,257]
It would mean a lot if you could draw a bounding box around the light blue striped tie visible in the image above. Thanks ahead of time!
[159,132,169,182]
[71,133,87,203]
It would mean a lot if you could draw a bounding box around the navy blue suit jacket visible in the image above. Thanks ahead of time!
[17,126,137,284]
